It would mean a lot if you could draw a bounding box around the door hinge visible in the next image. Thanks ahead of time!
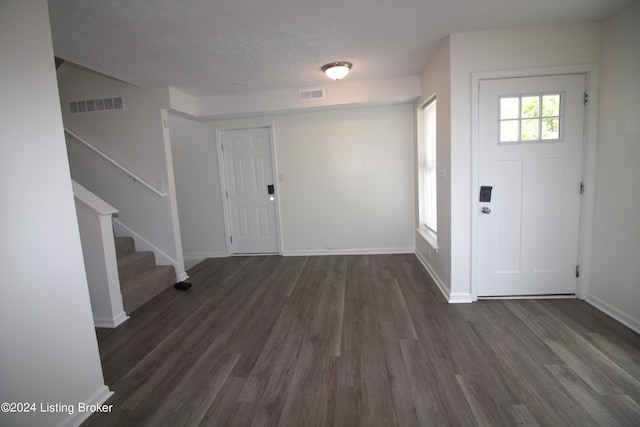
[584,93,589,105]
[230,236,233,244]
[225,190,228,199]
[221,143,224,152]
[576,265,580,278]
[580,182,585,194]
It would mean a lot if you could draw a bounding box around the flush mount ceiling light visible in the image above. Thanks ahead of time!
[321,61,352,80]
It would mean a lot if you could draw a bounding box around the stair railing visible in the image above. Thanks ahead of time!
[64,127,167,197]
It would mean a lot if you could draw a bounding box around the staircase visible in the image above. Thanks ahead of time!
[115,236,176,313]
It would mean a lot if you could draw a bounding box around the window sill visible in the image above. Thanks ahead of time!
[417,228,438,253]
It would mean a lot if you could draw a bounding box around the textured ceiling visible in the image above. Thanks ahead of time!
[48,0,633,96]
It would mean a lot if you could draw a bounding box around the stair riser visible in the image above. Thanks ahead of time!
[115,236,136,258]
[117,252,156,283]
[121,266,177,313]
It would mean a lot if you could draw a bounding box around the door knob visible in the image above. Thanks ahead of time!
[481,207,491,214]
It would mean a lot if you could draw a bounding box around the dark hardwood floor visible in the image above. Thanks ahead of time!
[84,254,640,426]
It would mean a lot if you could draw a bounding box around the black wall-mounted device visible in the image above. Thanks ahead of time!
[479,186,493,202]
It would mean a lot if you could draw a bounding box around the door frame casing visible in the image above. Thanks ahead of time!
[470,65,599,301]
[215,122,283,256]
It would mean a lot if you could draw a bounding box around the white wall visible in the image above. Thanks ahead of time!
[587,1,640,332]
[58,65,186,280]
[195,76,420,119]
[415,37,452,299]
[0,2,111,426]
[169,113,228,266]
[273,105,415,254]
[173,104,415,256]
[447,22,601,300]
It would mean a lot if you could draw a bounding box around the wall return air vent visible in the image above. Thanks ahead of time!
[69,97,124,114]
[298,88,325,102]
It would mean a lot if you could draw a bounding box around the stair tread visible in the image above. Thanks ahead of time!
[117,251,155,264]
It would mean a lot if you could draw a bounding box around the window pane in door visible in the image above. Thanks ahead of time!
[500,120,519,142]
[542,94,560,116]
[500,97,520,119]
[521,119,539,141]
[542,118,560,140]
[521,96,540,118]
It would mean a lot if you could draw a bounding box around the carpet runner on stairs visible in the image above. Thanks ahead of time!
[115,236,176,313]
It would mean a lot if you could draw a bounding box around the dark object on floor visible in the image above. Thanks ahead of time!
[174,282,192,291]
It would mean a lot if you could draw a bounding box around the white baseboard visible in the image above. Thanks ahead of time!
[183,252,229,271]
[57,385,113,427]
[184,251,229,259]
[586,294,640,334]
[414,251,452,302]
[93,311,129,328]
[448,292,474,303]
[282,247,414,257]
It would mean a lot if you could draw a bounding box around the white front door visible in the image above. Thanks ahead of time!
[221,127,279,254]
[477,74,585,296]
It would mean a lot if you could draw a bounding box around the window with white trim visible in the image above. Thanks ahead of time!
[499,93,562,144]
[419,98,437,240]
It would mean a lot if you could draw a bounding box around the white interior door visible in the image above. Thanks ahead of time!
[477,74,585,296]
[221,127,279,254]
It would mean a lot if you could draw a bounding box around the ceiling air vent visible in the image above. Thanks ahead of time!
[298,88,325,102]
[69,96,124,114]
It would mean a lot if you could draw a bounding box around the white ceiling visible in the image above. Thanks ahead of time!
[48,0,633,97]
